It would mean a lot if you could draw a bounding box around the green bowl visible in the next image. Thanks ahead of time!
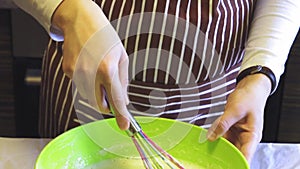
[35,117,249,169]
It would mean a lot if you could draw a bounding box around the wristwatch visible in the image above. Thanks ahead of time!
[236,65,276,94]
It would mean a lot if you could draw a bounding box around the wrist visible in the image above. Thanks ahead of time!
[236,73,272,97]
[237,66,276,95]
[52,0,109,35]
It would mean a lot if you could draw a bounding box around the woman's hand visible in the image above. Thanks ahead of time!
[207,73,272,163]
[52,0,130,130]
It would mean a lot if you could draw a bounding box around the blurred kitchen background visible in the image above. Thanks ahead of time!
[0,5,299,142]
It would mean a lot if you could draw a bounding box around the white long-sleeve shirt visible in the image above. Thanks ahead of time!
[12,0,300,90]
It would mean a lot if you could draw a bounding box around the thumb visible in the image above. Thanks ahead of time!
[206,111,242,141]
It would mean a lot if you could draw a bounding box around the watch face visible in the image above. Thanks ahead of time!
[249,65,263,74]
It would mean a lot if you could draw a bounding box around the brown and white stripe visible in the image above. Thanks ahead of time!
[39,0,255,138]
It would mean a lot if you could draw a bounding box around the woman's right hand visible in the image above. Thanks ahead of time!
[52,0,130,130]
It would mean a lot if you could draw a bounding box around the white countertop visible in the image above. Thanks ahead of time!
[251,143,300,169]
[0,137,300,169]
[0,138,51,169]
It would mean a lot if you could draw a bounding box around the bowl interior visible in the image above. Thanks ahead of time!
[35,117,249,169]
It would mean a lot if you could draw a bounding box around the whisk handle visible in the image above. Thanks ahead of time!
[126,113,142,136]
[109,106,141,136]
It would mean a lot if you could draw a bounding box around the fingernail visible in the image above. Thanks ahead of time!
[207,130,217,141]
[118,119,130,130]
[199,131,208,143]
[124,120,130,130]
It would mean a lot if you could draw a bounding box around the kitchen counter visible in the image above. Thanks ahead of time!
[0,137,299,169]
[0,138,50,169]
[251,143,300,169]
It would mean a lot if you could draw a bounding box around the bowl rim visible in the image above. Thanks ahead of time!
[35,116,250,169]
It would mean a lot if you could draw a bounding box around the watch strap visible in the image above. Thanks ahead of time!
[236,65,276,94]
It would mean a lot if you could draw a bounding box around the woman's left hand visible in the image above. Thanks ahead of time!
[207,73,272,163]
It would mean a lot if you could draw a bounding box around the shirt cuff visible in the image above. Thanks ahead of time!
[241,0,300,91]
[12,0,64,41]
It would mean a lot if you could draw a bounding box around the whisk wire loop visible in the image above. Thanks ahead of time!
[126,115,185,169]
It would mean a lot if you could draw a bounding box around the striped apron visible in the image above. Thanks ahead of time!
[39,0,255,138]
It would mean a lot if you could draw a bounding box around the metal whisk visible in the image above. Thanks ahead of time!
[126,114,185,169]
